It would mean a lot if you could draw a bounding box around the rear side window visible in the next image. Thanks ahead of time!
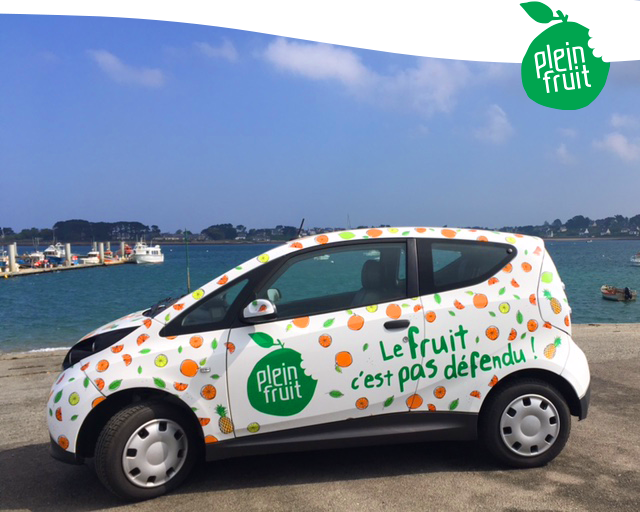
[418,239,515,294]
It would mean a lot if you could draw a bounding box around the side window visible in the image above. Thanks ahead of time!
[166,278,250,334]
[257,243,407,319]
[423,240,514,293]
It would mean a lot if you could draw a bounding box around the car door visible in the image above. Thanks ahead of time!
[226,239,426,438]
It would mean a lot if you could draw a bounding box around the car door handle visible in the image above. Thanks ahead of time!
[384,320,410,330]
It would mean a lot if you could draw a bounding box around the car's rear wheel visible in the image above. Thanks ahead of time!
[94,401,199,500]
[480,379,571,468]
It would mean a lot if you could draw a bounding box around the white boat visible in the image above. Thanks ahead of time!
[630,252,640,266]
[43,242,66,264]
[601,285,637,301]
[81,250,101,265]
[133,242,164,264]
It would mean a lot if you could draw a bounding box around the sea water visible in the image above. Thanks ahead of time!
[0,240,639,353]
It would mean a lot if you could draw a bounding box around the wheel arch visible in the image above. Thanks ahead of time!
[478,369,582,421]
[76,387,204,459]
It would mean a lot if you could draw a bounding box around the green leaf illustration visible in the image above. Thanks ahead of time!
[489,311,496,317]
[199,358,207,366]
[49,408,52,416]
[402,231,410,236]
[54,390,63,404]
[235,266,243,270]
[109,379,122,391]
[402,303,410,308]
[178,346,183,354]
[165,313,171,322]
[384,396,394,408]
[249,332,275,348]
[335,365,342,373]
[71,415,78,421]
[211,374,220,379]
[521,2,555,24]
[475,336,480,344]
[286,324,293,332]
[212,338,218,349]
[137,365,143,374]
[449,311,456,316]
[139,348,151,354]
[521,332,527,339]
[434,293,441,304]
[153,377,166,389]
[449,398,460,410]
[68,377,75,382]
[363,343,369,351]
[516,311,524,324]
[339,232,356,239]
[329,390,344,398]
[465,291,474,296]
[346,309,353,315]
[83,377,90,388]
[323,318,335,328]
[514,295,521,300]
[499,287,506,295]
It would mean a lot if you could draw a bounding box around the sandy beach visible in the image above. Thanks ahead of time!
[1,323,639,511]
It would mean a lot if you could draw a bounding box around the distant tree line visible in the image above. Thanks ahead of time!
[1,220,161,242]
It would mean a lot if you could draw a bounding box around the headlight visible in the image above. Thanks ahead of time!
[62,327,138,369]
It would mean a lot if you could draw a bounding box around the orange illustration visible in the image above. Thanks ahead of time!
[111,344,123,353]
[55,407,62,421]
[180,359,199,378]
[489,375,499,387]
[80,362,90,371]
[503,263,513,273]
[406,394,423,409]
[441,228,456,238]
[122,354,132,366]
[167,336,177,340]
[315,235,329,244]
[521,262,532,272]
[386,304,402,319]
[413,304,423,313]
[92,396,106,408]
[290,242,303,249]
[172,303,185,311]
[511,279,520,288]
[201,384,217,400]
[356,397,369,410]
[565,315,571,327]
[415,227,427,233]
[454,300,465,310]
[486,326,499,340]
[137,334,150,346]
[190,335,203,348]
[427,404,436,411]
[508,328,517,341]
[96,360,109,372]
[529,294,537,305]
[58,436,69,450]
[217,275,229,285]
[318,334,332,348]
[425,311,436,323]
[199,418,211,426]
[292,317,310,328]
[225,342,236,353]
[477,235,489,242]
[347,315,364,331]
[473,294,488,309]
[544,322,552,329]
[204,435,218,444]
[470,390,481,399]
[95,378,105,391]
[143,318,152,328]
[434,386,446,399]
[488,277,499,285]
[174,382,189,391]
[367,228,383,238]
[527,319,538,332]
[336,351,353,368]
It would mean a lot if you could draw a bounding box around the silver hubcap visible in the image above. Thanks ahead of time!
[122,419,188,488]
[500,394,560,457]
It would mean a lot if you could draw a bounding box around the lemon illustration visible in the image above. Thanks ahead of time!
[155,354,168,367]
[366,305,378,313]
[499,303,511,314]
[505,237,516,244]
[257,254,270,263]
[68,392,80,406]
[388,228,399,233]
[247,422,260,433]
[192,289,205,300]
[541,271,554,284]
[521,2,609,110]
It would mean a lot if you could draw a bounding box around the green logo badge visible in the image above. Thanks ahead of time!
[246,332,317,416]
[521,2,609,110]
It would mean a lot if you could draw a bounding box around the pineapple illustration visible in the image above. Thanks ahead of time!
[216,404,234,434]
[543,338,561,359]
[544,289,562,314]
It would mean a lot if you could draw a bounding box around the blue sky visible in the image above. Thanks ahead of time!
[1,15,639,233]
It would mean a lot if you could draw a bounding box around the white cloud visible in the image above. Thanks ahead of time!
[611,113,638,130]
[194,40,238,62]
[594,132,640,161]
[87,50,164,87]
[555,143,576,164]
[264,38,373,88]
[474,105,513,144]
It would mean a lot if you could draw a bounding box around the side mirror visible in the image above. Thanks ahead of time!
[242,299,277,323]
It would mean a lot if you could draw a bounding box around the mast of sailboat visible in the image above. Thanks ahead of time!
[184,228,191,293]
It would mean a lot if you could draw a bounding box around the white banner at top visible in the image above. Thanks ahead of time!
[1,0,639,63]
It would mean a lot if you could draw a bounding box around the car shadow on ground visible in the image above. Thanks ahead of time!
[0,440,495,510]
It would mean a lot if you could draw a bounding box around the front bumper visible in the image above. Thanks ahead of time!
[49,435,84,465]
[578,383,590,420]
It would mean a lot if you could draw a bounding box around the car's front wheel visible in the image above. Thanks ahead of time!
[94,401,199,500]
[480,379,571,468]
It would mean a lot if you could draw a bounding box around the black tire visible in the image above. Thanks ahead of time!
[479,379,571,468]
[94,401,199,501]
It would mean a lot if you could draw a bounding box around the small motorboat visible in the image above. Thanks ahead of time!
[630,252,640,266]
[601,285,637,301]
[133,241,164,264]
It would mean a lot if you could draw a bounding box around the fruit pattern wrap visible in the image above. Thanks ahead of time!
[538,249,572,335]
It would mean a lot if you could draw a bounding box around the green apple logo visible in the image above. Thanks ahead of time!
[246,332,317,416]
[521,2,609,110]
